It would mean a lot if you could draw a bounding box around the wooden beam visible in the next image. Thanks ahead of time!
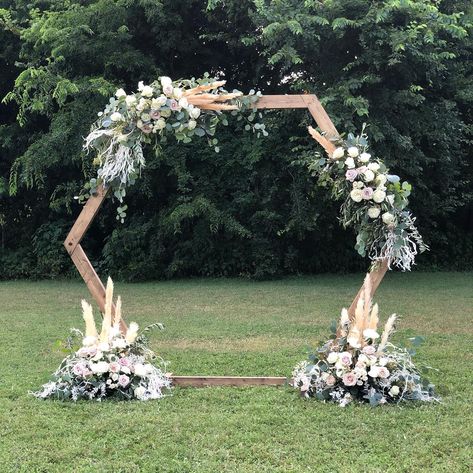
[69,243,127,331]
[64,184,108,255]
[303,95,339,139]
[255,95,309,109]
[347,259,389,319]
[171,376,288,387]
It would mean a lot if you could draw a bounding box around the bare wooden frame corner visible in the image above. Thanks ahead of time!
[64,94,388,387]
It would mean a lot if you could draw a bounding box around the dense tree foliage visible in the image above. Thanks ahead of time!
[0,0,471,280]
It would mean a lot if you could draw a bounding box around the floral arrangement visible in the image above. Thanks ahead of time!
[81,74,263,221]
[292,274,438,406]
[308,125,428,271]
[34,278,171,401]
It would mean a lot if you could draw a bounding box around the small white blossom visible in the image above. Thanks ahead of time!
[332,147,345,160]
[382,212,395,225]
[372,189,386,203]
[367,207,380,219]
[345,157,356,169]
[368,162,380,172]
[347,146,359,157]
[350,189,363,202]
[359,152,371,163]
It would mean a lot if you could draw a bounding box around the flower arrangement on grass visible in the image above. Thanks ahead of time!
[34,278,171,401]
[308,125,428,271]
[292,274,438,407]
[81,74,263,221]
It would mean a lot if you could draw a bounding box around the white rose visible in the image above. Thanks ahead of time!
[163,84,173,96]
[376,174,387,186]
[358,354,370,365]
[332,147,345,160]
[115,88,126,98]
[368,162,380,172]
[359,152,371,163]
[91,361,109,374]
[112,337,127,349]
[190,107,201,119]
[133,363,147,377]
[136,98,148,111]
[154,118,166,130]
[187,119,197,130]
[173,87,183,99]
[372,189,386,203]
[368,366,380,378]
[350,189,363,202]
[110,112,123,122]
[151,96,166,109]
[382,212,395,225]
[345,157,355,169]
[98,342,110,352]
[144,364,154,375]
[389,385,400,397]
[378,357,389,367]
[160,76,172,88]
[347,146,359,157]
[363,170,375,182]
[138,81,145,91]
[120,366,131,374]
[327,352,339,364]
[141,85,154,97]
[134,386,147,400]
[125,95,137,107]
[367,207,380,219]
[178,97,189,108]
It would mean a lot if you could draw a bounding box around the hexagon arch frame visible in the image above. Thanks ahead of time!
[64,94,389,387]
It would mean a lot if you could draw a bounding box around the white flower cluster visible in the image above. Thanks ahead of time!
[332,145,396,227]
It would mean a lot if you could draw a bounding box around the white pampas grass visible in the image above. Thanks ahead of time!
[378,314,397,352]
[81,300,97,338]
[100,277,114,342]
[125,322,139,344]
[113,295,122,329]
[338,308,350,337]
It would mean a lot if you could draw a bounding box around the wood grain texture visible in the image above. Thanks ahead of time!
[64,184,108,255]
[347,259,389,319]
[171,376,289,387]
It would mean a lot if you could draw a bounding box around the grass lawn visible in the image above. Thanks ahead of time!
[0,272,472,472]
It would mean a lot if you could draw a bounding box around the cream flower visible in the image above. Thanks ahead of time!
[154,118,166,131]
[376,174,387,186]
[173,87,183,99]
[368,162,380,172]
[152,96,167,108]
[178,97,189,108]
[125,95,137,107]
[350,189,363,202]
[327,352,339,364]
[382,212,395,225]
[332,147,345,160]
[134,386,146,400]
[110,112,123,122]
[367,207,380,219]
[91,361,109,374]
[160,76,172,88]
[347,146,359,157]
[115,88,126,98]
[141,85,154,97]
[363,170,375,182]
[359,152,371,163]
[134,363,147,377]
[389,385,400,397]
[189,107,201,119]
[188,120,197,130]
[345,157,356,169]
[372,189,386,203]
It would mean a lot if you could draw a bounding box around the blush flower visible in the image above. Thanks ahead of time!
[339,352,352,366]
[345,169,358,182]
[118,374,130,388]
[362,187,374,200]
[362,345,376,355]
[342,372,357,386]
[169,99,181,111]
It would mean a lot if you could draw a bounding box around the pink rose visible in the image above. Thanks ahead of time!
[339,352,352,366]
[357,166,368,173]
[73,363,86,376]
[109,362,120,373]
[141,124,153,134]
[342,372,357,386]
[345,169,358,182]
[150,109,161,120]
[326,375,336,386]
[118,374,130,388]
[119,357,130,367]
[163,84,173,96]
[377,367,390,379]
[169,99,181,111]
[362,187,374,200]
[362,345,376,355]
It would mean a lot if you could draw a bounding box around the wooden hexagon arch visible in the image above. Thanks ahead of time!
[64,94,389,387]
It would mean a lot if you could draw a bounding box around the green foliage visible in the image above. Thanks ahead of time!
[0,0,472,279]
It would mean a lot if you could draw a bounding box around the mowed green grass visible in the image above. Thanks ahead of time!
[0,272,472,472]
